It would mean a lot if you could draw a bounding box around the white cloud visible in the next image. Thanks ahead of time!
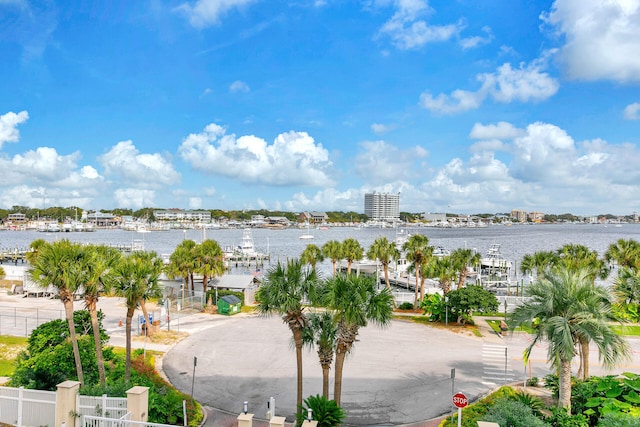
[469,121,524,140]
[11,147,81,182]
[99,140,181,187]
[542,0,640,83]
[459,26,493,50]
[377,0,463,49]
[178,123,334,186]
[175,0,257,28]
[229,80,250,93]
[371,123,394,134]
[113,188,156,209]
[0,110,28,148]
[354,140,428,184]
[420,56,559,114]
[189,197,202,209]
[624,102,640,120]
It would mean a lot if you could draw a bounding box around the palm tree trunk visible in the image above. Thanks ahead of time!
[321,364,330,399]
[141,300,154,337]
[457,269,467,289]
[293,329,304,415]
[332,260,337,276]
[202,274,208,295]
[347,260,353,275]
[64,298,84,386]
[89,301,106,386]
[581,339,590,380]
[559,359,572,413]
[333,345,347,407]
[383,265,396,308]
[125,307,134,382]
[413,270,420,308]
[419,276,426,303]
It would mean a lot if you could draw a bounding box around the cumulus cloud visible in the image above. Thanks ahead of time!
[469,121,524,140]
[420,56,559,114]
[542,0,640,83]
[459,26,493,50]
[371,123,394,134]
[354,140,428,184]
[0,110,29,148]
[99,140,181,187]
[113,188,156,209]
[175,0,257,28]
[229,80,250,93]
[178,123,334,186]
[11,147,81,182]
[377,0,463,49]
[624,102,640,120]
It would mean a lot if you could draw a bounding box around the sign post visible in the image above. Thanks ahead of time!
[452,392,468,427]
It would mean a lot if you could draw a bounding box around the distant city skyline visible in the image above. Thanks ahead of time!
[1,1,639,216]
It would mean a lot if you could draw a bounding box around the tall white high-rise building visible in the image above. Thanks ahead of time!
[364,192,400,220]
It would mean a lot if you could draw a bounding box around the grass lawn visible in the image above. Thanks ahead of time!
[611,324,640,337]
[0,336,28,377]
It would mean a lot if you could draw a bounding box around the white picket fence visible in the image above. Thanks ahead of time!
[0,386,128,427]
[83,414,180,427]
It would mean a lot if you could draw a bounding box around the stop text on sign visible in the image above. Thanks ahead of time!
[452,393,468,408]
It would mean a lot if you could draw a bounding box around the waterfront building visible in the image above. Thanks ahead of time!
[298,211,328,224]
[154,209,211,223]
[364,192,400,221]
[510,209,527,222]
[528,211,544,222]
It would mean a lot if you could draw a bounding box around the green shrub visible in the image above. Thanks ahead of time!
[598,412,640,427]
[527,376,540,387]
[398,302,414,310]
[544,406,589,427]
[295,395,345,427]
[205,289,244,306]
[483,397,549,427]
[439,387,516,427]
[512,390,545,417]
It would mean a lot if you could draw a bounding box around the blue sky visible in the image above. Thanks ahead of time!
[1,0,639,216]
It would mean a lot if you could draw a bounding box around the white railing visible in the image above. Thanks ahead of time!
[83,414,180,427]
[79,394,129,419]
[0,386,56,427]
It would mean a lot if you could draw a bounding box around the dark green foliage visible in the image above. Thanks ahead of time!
[597,412,640,427]
[205,289,244,306]
[398,302,414,310]
[545,407,589,427]
[446,285,498,324]
[420,293,446,322]
[512,390,546,417]
[527,376,540,387]
[295,395,345,427]
[483,397,550,427]
[440,387,516,427]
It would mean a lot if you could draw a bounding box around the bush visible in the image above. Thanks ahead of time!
[398,302,415,310]
[598,412,640,427]
[527,376,540,387]
[545,406,589,427]
[205,289,244,306]
[483,397,549,427]
[295,395,345,427]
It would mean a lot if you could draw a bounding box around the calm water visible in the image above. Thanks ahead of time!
[2,223,640,277]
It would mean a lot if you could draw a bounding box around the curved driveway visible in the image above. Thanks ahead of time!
[162,314,491,425]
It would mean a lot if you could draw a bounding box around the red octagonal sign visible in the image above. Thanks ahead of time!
[452,392,468,408]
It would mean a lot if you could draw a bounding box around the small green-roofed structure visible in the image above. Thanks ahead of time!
[218,295,242,316]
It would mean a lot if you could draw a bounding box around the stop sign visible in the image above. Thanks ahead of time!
[452,392,468,408]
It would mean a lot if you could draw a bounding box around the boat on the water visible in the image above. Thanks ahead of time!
[480,243,512,270]
[224,229,269,262]
[299,222,314,240]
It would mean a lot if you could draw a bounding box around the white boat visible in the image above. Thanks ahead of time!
[299,222,314,240]
[480,244,512,270]
[47,223,60,232]
[224,228,269,262]
[433,246,450,257]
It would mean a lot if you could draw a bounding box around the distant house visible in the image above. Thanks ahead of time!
[7,213,27,223]
[298,211,328,224]
[208,275,261,305]
[86,212,120,227]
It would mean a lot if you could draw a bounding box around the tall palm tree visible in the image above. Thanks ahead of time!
[520,250,557,281]
[341,238,363,275]
[321,274,393,407]
[166,239,198,295]
[403,234,430,306]
[108,250,163,381]
[25,238,47,264]
[322,240,343,276]
[28,240,87,386]
[450,248,480,289]
[509,267,630,413]
[256,259,319,414]
[605,238,640,270]
[367,236,400,294]
[427,255,457,295]
[302,311,337,399]
[301,244,325,271]
[612,267,640,306]
[82,244,122,386]
[195,239,225,297]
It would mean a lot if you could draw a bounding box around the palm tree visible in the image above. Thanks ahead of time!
[321,274,394,407]
[341,238,363,275]
[427,255,457,295]
[520,250,557,282]
[302,311,337,399]
[82,244,122,386]
[605,238,640,270]
[301,244,325,271]
[194,239,225,298]
[108,250,163,381]
[403,234,430,306]
[367,236,400,295]
[256,259,319,414]
[25,238,47,264]
[322,240,343,276]
[450,248,480,289]
[28,240,87,386]
[612,267,640,306]
[166,239,198,295]
[509,267,630,413]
